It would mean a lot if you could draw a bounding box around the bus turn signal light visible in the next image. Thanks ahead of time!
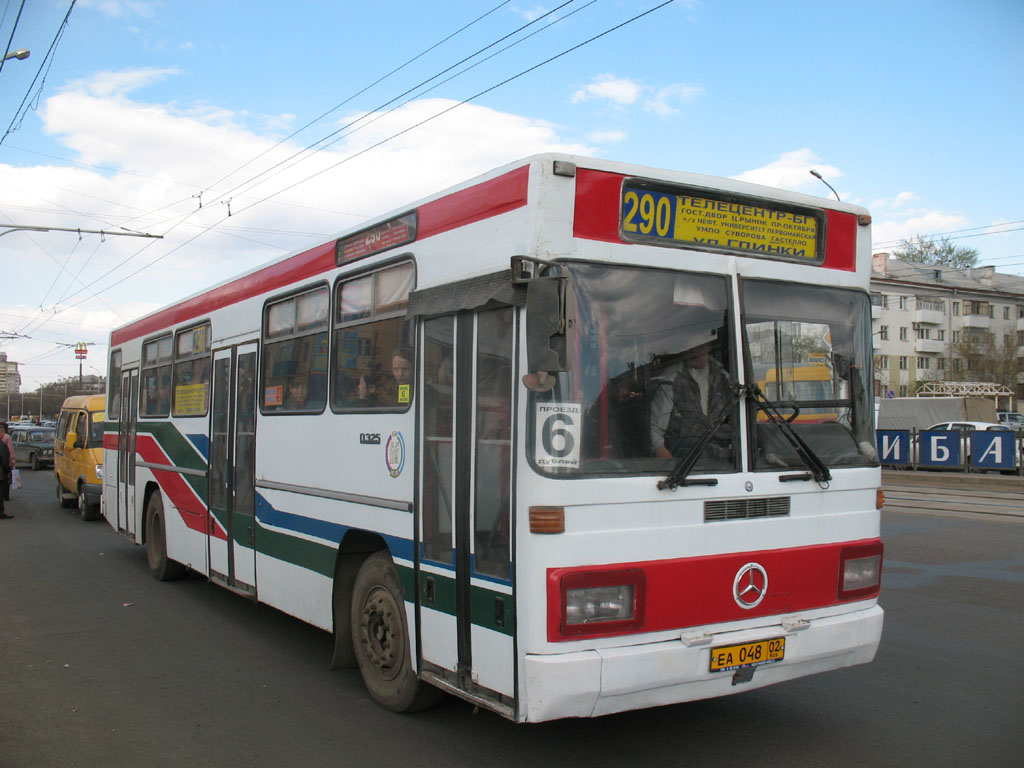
[530,506,565,534]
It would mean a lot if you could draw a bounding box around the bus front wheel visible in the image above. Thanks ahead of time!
[351,550,440,712]
[145,493,186,581]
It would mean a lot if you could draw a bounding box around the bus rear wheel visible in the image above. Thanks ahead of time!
[145,493,186,581]
[351,550,440,712]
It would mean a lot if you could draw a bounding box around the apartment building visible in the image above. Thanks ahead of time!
[871,254,1024,400]
[0,352,20,396]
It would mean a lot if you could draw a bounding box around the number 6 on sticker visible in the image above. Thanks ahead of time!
[535,403,581,468]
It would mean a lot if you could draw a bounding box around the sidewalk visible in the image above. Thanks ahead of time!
[882,468,1024,490]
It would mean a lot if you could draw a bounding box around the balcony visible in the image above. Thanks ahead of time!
[871,304,883,319]
[914,307,945,325]
[1017,316,1024,332]
[915,339,945,354]
[961,313,991,329]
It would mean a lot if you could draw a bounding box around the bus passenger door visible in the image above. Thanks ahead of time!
[418,308,515,708]
[116,369,139,537]
[208,344,258,594]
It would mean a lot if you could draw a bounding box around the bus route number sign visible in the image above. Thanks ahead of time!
[535,402,581,469]
[621,183,823,264]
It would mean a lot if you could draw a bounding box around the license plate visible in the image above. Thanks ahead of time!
[710,637,786,673]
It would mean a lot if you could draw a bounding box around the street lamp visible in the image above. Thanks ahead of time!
[2,49,30,62]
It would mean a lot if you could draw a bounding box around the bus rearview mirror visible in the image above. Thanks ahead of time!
[525,275,567,373]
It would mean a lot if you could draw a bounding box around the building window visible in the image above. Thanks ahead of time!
[871,292,887,308]
[937,357,946,370]
[936,329,945,341]
[953,301,960,316]
[899,356,908,370]
[915,327,930,340]
[899,327,908,341]
[1004,306,1011,320]
[899,296,909,310]
[917,357,930,370]
[953,330,961,343]
[899,385,908,397]
[953,358,963,373]
[878,356,889,369]
[879,325,889,340]
[964,300,990,316]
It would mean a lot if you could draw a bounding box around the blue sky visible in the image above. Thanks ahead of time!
[1,0,1021,390]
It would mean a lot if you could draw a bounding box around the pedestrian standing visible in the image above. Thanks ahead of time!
[0,421,14,506]
[0,423,12,519]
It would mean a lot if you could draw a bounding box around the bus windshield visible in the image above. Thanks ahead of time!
[527,265,876,476]
[742,278,876,470]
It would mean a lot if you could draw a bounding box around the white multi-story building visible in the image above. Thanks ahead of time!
[0,351,20,397]
[871,254,1024,400]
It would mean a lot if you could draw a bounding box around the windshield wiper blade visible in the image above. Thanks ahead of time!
[748,386,831,483]
[658,384,745,491]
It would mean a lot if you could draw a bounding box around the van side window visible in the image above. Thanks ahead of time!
[261,286,329,414]
[173,323,212,417]
[141,335,173,417]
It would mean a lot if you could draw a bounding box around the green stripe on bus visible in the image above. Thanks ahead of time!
[418,570,515,636]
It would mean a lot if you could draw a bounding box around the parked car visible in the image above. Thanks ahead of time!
[996,411,1024,432]
[54,394,106,520]
[10,426,56,470]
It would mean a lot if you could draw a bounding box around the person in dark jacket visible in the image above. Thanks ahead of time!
[0,428,12,519]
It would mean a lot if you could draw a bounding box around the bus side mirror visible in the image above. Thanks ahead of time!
[525,275,567,374]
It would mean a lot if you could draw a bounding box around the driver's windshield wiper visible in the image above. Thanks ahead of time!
[749,386,831,483]
[658,384,746,491]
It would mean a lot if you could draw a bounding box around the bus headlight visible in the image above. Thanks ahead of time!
[555,567,645,639]
[566,585,634,625]
[838,541,883,600]
[95,464,104,480]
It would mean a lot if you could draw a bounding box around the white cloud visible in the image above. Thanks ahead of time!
[78,0,161,19]
[870,191,917,211]
[734,148,842,195]
[872,211,971,253]
[585,130,628,144]
[571,75,645,107]
[511,4,550,22]
[644,83,704,116]
[2,78,595,389]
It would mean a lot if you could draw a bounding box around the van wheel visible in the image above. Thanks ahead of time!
[145,493,186,581]
[78,486,99,521]
[56,480,75,509]
[351,551,441,713]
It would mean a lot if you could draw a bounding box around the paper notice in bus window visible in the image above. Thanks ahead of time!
[535,403,581,469]
[175,383,207,416]
[264,384,284,407]
[621,185,822,263]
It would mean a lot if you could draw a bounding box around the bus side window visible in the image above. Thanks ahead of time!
[261,286,330,414]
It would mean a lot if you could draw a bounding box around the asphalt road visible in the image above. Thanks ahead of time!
[1,468,1022,767]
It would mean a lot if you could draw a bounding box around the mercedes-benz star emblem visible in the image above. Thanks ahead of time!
[733,562,768,609]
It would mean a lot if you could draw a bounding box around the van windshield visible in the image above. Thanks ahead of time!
[89,412,105,448]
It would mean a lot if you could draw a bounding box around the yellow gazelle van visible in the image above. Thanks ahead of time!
[54,394,106,520]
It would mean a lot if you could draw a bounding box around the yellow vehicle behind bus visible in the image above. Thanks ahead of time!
[54,394,106,520]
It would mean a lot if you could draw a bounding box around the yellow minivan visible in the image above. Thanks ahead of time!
[54,394,106,520]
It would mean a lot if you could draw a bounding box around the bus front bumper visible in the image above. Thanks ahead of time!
[522,603,883,722]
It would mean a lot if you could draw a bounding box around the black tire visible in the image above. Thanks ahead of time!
[56,479,75,509]
[78,485,99,521]
[351,550,441,712]
[30,453,40,471]
[145,493,186,581]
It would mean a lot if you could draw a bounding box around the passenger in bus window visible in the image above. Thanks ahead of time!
[356,373,378,406]
[283,376,311,411]
[386,347,414,405]
[649,341,731,460]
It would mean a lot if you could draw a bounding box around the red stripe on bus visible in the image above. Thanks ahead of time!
[104,433,119,451]
[109,165,531,347]
[546,538,881,642]
[135,434,227,540]
[572,168,858,272]
[417,165,530,240]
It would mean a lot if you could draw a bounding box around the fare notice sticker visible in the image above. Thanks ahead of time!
[535,402,581,469]
[621,183,824,264]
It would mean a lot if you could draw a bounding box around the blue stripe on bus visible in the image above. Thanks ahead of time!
[186,433,210,460]
[254,492,414,562]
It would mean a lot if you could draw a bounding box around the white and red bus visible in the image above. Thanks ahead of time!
[103,154,883,722]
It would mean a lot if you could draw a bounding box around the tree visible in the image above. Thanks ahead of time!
[894,235,979,269]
